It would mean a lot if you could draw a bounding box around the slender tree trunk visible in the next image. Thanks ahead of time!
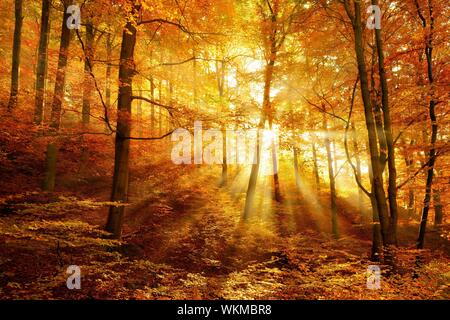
[271,126,282,202]
[104,34,113,133]
[402,138,416,218]
[370,192,382,261]
[433,188,443,226]
[408,188,415,217]
[221,130,228,188]
[289,109,301,190]
[311,138,320,191]
[150,77,155,133]
[79,23,95,176]
[50,5,72,130]
[43,3,71,192]
[372,0,398,245]
[345,1,390,248]
[43,142,57,192]
[418,147,437,249]
[370,43,387,170]
[136,83,143,138]
[217,60,228,187]
[323,113,339,239]
[192,46,198,105]
[369,159,382,261]
[82,22,94,125]
[158,80,163,136]
[416,0,438,249]
[373,102,387,166]
[415,0,438,249]
[293,147,301,189]
[105,34,112,109]
[268,74,281,201]
[332,139,338,175]
[221,127,228,186]
[243,129,262,220]
[105,10,138,239]
[158,108,163,135]
[244,4,285,218]
[243,59,274,219]
[34,0,51,124]
[7,0,23,110]
[351,122,365,215]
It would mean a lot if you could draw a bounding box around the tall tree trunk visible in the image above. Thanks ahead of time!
[243,59,274,219]
[79,23,95,176]
[158,108,163,135]
[416,0,439,250]
[402,138,416,218]
[105,11,138,239]
[82,22,94,126]
[7,0,23,110]
[311,138,320,191]
[243,129,262,220]
[34,0,51,124]
[418,145,437,249]
[344,0,390,248]
[408,187,415,217]
[370,42,387,170]
[433,188,443,227]
[244,4,285,218]
[268,75,281,201]
[372,0,398,245]
[217,59,228,187]
[323,113,339,239]
[351,122,364,215]
[192,46,198,105]
[105,34,112,109]
[137,84,143,138]
[150,77,155,133]
[43,3,71,192]
[50,4,72,130]
[105,33,113,133]
[373,102,387,166]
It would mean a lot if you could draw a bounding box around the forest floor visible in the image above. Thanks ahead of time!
[0,117,449,299]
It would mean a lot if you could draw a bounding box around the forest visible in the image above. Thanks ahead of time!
[0,0,449,300]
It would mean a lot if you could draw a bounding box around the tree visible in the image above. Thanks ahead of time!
[243,0,301,219]
[34,0,51,125]
[82,22,95,126]
[50,1,72,130]
[414,0,439,249]
[105,33,114,115]
[7,0,23,110]
[342,0,391,251]
[216,57,228,186]
[323,111,339,238]
[105,4,139,239]
[371,0,399,245]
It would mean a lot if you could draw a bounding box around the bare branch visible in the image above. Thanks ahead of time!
[75,29,116,134]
